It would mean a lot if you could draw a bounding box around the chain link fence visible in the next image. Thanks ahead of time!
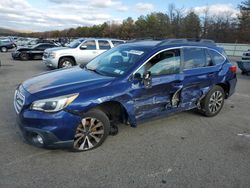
[217,43,250,57]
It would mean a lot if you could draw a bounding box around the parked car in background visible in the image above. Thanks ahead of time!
[12,43,58,60]
[42,38,125,69]
[14,39,237,151]
[26,39,60,47]
[236,49,250,75]
[0,39,16,52]
[15,37,36,47]
[242,49,250,62]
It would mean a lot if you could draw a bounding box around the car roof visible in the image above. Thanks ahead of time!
[123,39,221,51]
[75,38,125,41]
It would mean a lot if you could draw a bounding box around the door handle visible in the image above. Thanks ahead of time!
[173,80,182,84]
[208,73,215,77]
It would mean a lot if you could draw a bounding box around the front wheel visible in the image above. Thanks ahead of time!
[58,57,74,68]
[20,52,29,60]
[1,47,8,52]
[73,109,110,151]
[200,85,225,117]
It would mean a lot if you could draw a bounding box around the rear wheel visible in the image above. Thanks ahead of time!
[200,85,225,117]
[73,109,110,151]
[58,57,74,68]
[20,52,29,60]
[1,47,8,52]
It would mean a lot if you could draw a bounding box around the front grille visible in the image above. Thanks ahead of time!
[242,57,250,60]
[14,89,25,114]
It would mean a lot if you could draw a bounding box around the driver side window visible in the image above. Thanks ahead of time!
[137,49,181,77]
[82,40,96,50]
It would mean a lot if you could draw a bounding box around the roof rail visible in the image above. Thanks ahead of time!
[155,38,216,47]
[126,37,165,43]
[126,38,154,43]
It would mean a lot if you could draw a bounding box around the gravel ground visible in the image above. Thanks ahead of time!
[0,51,250,188]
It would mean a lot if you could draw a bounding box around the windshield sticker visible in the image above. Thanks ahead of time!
[114,69,122,74]
[114,69,124,75]
[128,50,144,56]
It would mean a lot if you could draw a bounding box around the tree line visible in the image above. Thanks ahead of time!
[23,1,250,43]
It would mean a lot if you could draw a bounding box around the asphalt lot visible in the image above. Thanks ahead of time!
[0,51,250,188]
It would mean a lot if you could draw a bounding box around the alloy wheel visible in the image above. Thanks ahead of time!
[208,90,223,114]
[62,61,73,68]
[74,117,105,151]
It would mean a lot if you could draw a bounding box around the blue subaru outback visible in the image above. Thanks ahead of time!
[14,39,237,151]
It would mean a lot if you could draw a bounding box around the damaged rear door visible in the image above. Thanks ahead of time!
[130,48,184,120]
[180,47,217,109]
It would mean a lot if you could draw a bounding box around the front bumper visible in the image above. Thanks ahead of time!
[17,117,73,148]
[42,57,58,68]
[12,52,20,59]
[16,109,81,149]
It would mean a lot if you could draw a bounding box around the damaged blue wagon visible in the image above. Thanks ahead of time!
[14,39,237,151]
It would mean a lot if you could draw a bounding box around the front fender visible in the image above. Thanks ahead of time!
[66,84,137,126]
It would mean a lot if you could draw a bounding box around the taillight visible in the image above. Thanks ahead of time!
[229,65,237,73]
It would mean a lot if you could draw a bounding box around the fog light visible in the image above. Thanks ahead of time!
[36,135,44,144]
[32,134,44,146]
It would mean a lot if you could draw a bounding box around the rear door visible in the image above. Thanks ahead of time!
[181,47,218,107]
[31,44,49,59]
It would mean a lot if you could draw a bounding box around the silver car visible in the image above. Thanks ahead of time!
[43,38,125,69]
[242,49,250,62]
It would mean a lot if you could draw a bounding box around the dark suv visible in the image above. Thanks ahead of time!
[14,39,237,151]
[0,39,16,52]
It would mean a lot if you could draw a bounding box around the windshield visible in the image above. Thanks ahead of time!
[67,39,84,48]
[86,45,149,77]
[31,44,40,49]
[28,40,37,45]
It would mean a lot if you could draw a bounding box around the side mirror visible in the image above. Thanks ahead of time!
[143,71,152,88]
[131,73,142,84]
[133,73,142,80]
[80,45,87,50]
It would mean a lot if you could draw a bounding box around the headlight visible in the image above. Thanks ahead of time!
[30,93,79,112]
[49,52,56,58]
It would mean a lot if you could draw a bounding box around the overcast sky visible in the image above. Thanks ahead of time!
[0,0,242,32]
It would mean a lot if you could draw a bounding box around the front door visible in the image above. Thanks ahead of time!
[130,48,184,121]
[78,40,98,64]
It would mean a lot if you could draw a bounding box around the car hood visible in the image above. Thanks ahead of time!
[45,47,69,53]
[22,66,115,99]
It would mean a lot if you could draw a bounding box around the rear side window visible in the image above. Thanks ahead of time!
[82,40,96,50]
[208,49,225,65]
[183,48,206,69]
[36,44,46,50]
[98,40,111,50]
[112,40,124,46]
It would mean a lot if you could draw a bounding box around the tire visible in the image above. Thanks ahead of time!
[20,52,29,60]
[200,85,225,117]
[1,47,8,52]
[58,57,74,68]
[72,109,110,152]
